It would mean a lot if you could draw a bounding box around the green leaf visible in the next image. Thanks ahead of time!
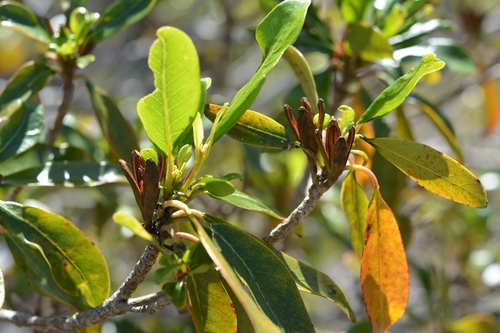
[112,211,155,242]
[137,26,201,156]
[0,201,110,310]
[205,104,298,149]
[343,22,393,62]
[87,0,156,43]
[213,0,310,143]
[61,0,88,17]
[206,216,315,332]
[272,249,356,322]
[186,266,238,333]
[341,0,371,24]
[390,19,453,49]
[340,171,368,259]
[0,100,44,163]
[0,267,4,310]
[86,81,139,159]
[195,175,235,197]
[208,190,283,220]
[357,54,445,125]
[0,61,55,117]
[0,161,126,187]
[363,137,488,208]
[0,2,51,44]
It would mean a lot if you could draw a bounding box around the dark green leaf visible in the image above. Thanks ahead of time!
[0,61,55,117]
[0,201,110,310]
[0,2,51,43]
[208,190,283,220]
[87,0,156,43]
[0,100,43,162]
[86,81,139,159]
[343,22,393,62]
[206,216,315,332]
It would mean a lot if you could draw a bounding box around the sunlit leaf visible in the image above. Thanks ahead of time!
[208,190,283,220]
[363,137,488,208]
[86,81,139,159]
[357,54,445,125]
[361,187,409,333]
[87,0,156,43]
[341,171,368,258]
[137,26,201,156]
[0,2,51,43]
[0,267,4,310]
[60,0,88,17]
[194,175,235,197]
[343,22,393,62]
[341,0,370,24]
[112,211,154,243]
[0,201,110,310]
[390,19,453,49]
[0,100,43,163]
[446,313,500,333]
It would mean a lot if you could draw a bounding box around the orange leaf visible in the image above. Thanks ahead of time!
[482,79,500,135]
[361,187,409,333]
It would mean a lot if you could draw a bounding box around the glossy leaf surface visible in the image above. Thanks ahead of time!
[208,190,283,220]
[343,22,393,62]
[0,201,110,310]
[195,175,235,197]
[0,2,51,43]
[361,188,409,333]
[137,26,201,156]
[364,137,488,208]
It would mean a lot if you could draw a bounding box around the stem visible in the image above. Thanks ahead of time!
[344,163,379,188]
[176,232,200,243]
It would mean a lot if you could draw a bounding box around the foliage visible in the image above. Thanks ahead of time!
[0,0,497,332]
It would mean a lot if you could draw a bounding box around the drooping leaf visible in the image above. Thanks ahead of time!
[206,216,315,333]
[213,0,310,143]
[137,26,201,156]
[0,201,110,310]
[0,100,44,163]
[0,2,51,44]
[361,187,409,333]
[208,189,283,220]
[343,22,393,62]
[272,249,356,322]
[0,267,4,310]
[205,104,298,149]
[0,61,55,117]
[86,81,139,159]
[87,0,156,43]
[341,171,368,258]
[357,54,445,125]
[186,266,238,333]
[363,137,488,208]
[0,161,126,187]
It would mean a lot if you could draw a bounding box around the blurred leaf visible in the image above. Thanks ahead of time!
[347,319,373,333]
[357,54,445,125]
[1,161,126,187]
[213,0,310,143]
[380,4,406,37]
[395,107,414,141]
[60,125,100,159]
[86,81,139,160]
[343,22,393,62]
[206,216,315,332]
[483,79,500,134]
[0,2,51,44]
[363,137,488,208]
[186,266,238,333]
[341,0,370,24]
[390,19,453,49]
[0,267,4,310]
[195,175,235,197]
[137,26,201,156]
[361,187,409,333]
[341,171,368,258]
[446,313,500,333]
[0,201,110,310]
[295,2,333,53]
[0,61,55,117]
[112,211,154,243]
[0,100,43,162]
[61,0,88,17]
[87,0,156,43]
[272,249,356,322]
[208,190,283,220]
[205,104,298,150]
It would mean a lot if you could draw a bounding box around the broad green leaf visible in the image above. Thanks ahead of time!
[272,250,356,322]
[0,61,55,117]
[190,215,281,333]
[112,211,155,242]
[0,2,51,44]
[0,100,43,162]
[137,26,201,156]
[208,190,283,220]
[86,81,139,159]
[69,7,99,45]
[361,187,409,333]
[341,0,370,24]
[87,0,156,43]
[205,104,298,149]
[363,137,487,208]
[195,175,235,197]
[0,161,126,187]
[186,266,238,333]
[213,0,310,143]
[341,171,368,258]
[0,267,4,310]
[357,54,445,125]
[206,216,315,333]
[0,201,110,310]
[343,22,393,62]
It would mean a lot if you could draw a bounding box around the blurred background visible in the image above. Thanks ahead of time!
[0,0,500,332]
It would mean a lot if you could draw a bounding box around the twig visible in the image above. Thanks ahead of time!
[0,244,169,332]
[43,75,75,145]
